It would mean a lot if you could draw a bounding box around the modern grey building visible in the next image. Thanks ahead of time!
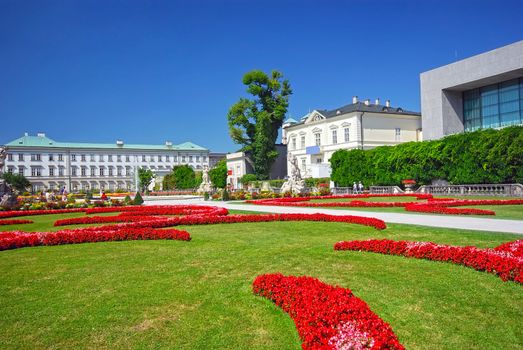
[420,40,523,140]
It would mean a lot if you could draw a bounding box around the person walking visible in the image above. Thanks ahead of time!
[358,181,364,193]
[353,182,358,194]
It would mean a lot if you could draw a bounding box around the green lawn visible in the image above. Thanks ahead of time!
[0,212,522,349]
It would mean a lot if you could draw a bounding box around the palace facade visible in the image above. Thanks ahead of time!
[2,133,209,192]
[282,97,422,178]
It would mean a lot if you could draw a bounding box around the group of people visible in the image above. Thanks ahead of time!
[42,186,68,202]
[352,181,364,194]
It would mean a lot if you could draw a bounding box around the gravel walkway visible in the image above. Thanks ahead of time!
[145,198,523,235]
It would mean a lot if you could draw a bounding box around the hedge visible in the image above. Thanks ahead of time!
[330,126,523,187]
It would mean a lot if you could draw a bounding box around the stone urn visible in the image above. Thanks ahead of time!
[402,179,416,194]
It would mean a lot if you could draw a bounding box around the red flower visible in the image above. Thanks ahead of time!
[253,274,405,350]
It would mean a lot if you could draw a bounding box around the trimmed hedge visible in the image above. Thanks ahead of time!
[330,126,523,187]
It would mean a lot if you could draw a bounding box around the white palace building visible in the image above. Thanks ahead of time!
[282,97,422,178]
[2,133,210,193]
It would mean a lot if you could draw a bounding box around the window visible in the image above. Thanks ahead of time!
[291,137,297,150]
[332,130,337,144]
[158,155,162,162]
[7,166,14,174]
[300,136,305,149]
[99,167,104,176]
[81,167,87,176]
[18,166,24,176]
[81,154,86,162]
[196,156,200,162]
[203,156,207,162]
[173,155,178,162]
[126,155,130,162]
[189,156,193,162]
[395,128,401,142]
[49,154,54,161]
[31,154,41,161]
[125,166,131,176]
[108,155,113,162]
[182,156,186,163]
[31,167,41,177]
[49,167,55,177]
[109,167,114,176]
[58,154,64,161]
[314,133,321,146]
[117,167,122,176]
[344,127,350,142]
[463,78,523,131]
[99,154,104,162]
[166,155,170,162]
[18,154,24,161]
[142,155,146,162]
[90,154,95,161]
[301,158,306,171]
[7,153,13,161]
[91,167,96,176]
[117,155,122,162]
[71,154,76,161]
[59,166,64,177]
[72,167,77,176]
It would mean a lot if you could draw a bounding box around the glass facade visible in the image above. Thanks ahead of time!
[463,78,523,131]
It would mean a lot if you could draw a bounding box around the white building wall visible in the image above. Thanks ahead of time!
[4,146,209,192]
[284,111,421,178]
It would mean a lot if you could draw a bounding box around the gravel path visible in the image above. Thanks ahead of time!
[145,198,523,235]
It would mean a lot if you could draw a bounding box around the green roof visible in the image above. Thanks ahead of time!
[5,135,208,151]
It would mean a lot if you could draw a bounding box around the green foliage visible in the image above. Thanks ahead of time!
[209,160,228,188]
[330,126,523,186]
[203,192,210,201]
[133,192,144,205]
[138,168,155,193]
[222,189,230,201]
[304,177,330,188]
[163,165,197,190]
[268,179,285,188]
[1,173,31,193]
[227,70,292,180]
[124,195,133,205]
[241,173,258,185]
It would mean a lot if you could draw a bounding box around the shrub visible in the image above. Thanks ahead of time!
[222,189,229,201]
[330,126,523,186]
[124,195,133,205]
[241,174,258,186]
[204,192,210,201]
[133,192,144,205]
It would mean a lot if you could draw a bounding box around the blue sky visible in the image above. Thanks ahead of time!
[1,0,522,152]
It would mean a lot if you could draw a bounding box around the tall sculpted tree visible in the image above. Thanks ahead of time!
[227,70,292,180]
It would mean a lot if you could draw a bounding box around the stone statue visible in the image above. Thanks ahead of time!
[281,154,306,195]
[0,146,18,209]
[197,166,212,193]
[0,147,6,175]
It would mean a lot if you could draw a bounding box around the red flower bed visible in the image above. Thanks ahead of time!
[54,214,163,226]
[0,227,191,251]
[55,213,387,231]
[334,239,523,284]
[0,208,85,219]
[253,273,404,350]
[246,193,432,206]
[0,219,33,226]
[404,203,495,215]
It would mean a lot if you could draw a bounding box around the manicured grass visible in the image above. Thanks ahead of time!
[0,212,522,349]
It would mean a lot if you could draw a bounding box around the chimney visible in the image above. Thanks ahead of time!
[37,132,46,137]
[352,96,358,104]
[364,99,370,106]
[385,100,391,107]
[375,98,380,105]
[116,140,124,146]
